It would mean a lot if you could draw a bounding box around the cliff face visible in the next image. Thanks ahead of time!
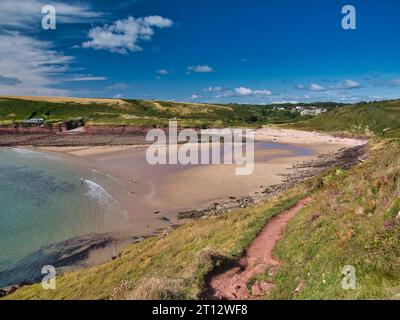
[0,124,155,146]
[0,124,61,134]
[0,124,161,135]
[84,125,157,135]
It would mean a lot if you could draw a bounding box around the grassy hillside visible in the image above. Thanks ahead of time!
[0,97,304,128]
[5,139,400,300]
[258,139,400,299]
[288,99,400,138]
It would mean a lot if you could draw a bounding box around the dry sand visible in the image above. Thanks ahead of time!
[254,127,367,146]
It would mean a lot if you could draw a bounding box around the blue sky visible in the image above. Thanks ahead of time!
[0,0,400,104]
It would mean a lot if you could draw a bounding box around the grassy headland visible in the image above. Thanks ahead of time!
[287,99,400,138]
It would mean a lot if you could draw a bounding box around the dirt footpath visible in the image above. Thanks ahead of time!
[203,197,312,300]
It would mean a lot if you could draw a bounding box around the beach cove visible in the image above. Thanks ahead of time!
[0,128,365,287]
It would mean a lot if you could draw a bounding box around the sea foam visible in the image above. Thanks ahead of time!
[84,179,129,219]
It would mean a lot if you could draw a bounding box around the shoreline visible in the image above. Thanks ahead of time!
[0,128,367,293]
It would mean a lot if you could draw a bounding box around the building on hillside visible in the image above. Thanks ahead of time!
[300,108,328,116]
[24,118,45,125]
[291,106,304,112]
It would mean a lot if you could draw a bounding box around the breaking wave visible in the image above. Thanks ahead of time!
[84,179,129,220]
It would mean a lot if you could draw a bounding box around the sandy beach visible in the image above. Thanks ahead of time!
[33,128,366,240]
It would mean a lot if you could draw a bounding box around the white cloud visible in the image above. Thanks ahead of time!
[187,65,213,73]
[297,79,361,92]
[234,87,253,95]
[157,69,169,75]
[66,76,107,81]
[82,15,173,54]
[0,32,73,96]
[191,94,201,100]
[310,83,325,92]
[0,0,101,29]
[334,79,361,89]
[143,16,173,28]
[234,87,272,96]
[204,86,223,92]
[253,89,272,95]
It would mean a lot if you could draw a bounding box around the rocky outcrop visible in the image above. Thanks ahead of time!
[0,233,115,293]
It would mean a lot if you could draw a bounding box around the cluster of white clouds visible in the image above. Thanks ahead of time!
[233,87,272,96]
[192,85,272,100]
[0,1,175,95]
[215,86,271,97]
[296,79,361,92]
[82,15,173,54]
[0,1,106,96]
[194,78,386,103]
[0,32,73,96]
[0,0,398,103]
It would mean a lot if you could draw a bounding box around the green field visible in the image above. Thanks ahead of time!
[0,97,308,128]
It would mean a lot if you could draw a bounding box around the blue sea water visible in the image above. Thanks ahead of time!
[0,148,126,287]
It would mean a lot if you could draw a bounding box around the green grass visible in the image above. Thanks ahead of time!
[287,99,400,138]
[0,98,308,129]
